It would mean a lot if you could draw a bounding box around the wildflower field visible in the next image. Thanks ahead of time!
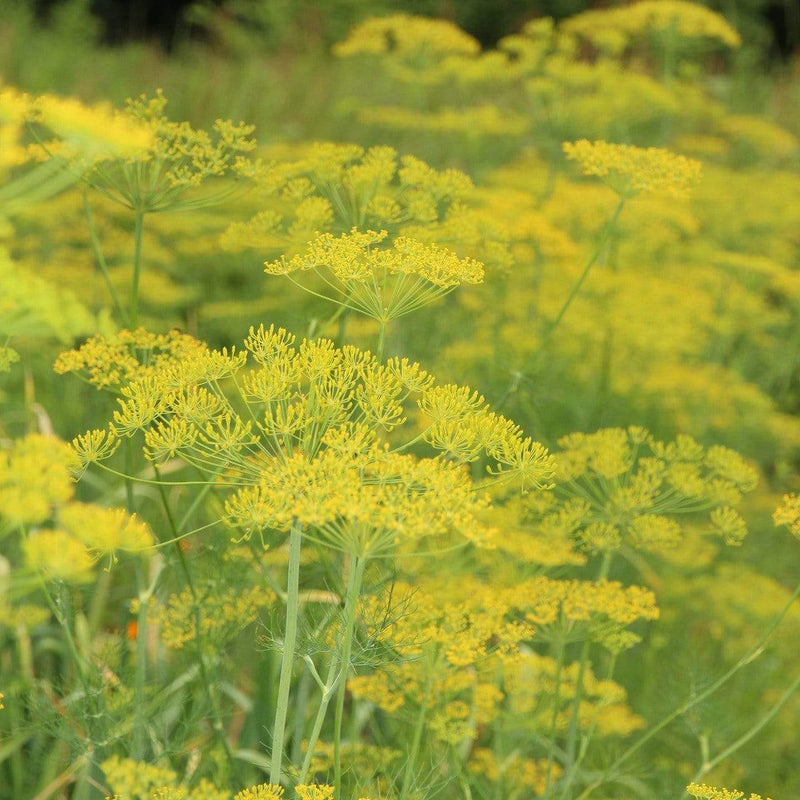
[1,2,799,799]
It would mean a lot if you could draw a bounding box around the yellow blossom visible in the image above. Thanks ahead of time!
[0,434,77,524]
[265,228,483,322]
[35,93,154,161]
[58,502,154,556]
[772,493,800,539]
[233,785,284,800]
[563,139,702,198]
[24,530,93,582]
[686,783,771,800]
[294,786,334,800]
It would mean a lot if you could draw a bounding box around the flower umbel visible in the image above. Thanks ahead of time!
[563,139,702,198]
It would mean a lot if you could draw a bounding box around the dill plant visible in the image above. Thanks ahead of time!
[1,4,799,799]
[60,320,554,795]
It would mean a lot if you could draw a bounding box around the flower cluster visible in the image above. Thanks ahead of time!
[65,325,554,557]
[265,228,484,321]
[562,0,742,51]
[102,757,352,800]
[0,433,153,583]
[771,492,800,539]
[54,327,204,390]
[34,93,155,162]
[135,583,275,650]
[221,143,509,271]
[563,140,703,198]
[332,14,480,65]
[687,784,772,800]
[552,427,757,553]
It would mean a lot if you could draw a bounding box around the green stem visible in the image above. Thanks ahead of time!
[545,197,625,349]
[377,320,387,362]
[129,208,145,328]
[561,552,613,785]
[153,468,236,780]
[291,666,314,767]
[497,197,625,410]
[399,660,435,799]
[269,520,303,785]
[576,577,800,800]
[333,555,367,800]
[298,659,341,785]
[682,672,800,795]
[122,438,148,760]
[37,575,88,685]
[557,652,618,800]
[132,560,149,759]
[82,189,128,324]
[543,627,567,798]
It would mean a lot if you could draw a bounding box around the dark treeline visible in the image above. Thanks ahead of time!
[32,0,799,57]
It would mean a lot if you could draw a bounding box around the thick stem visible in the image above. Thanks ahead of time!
[333,555,367,800]
[129,208,145,328]
[298,660,341,785]
[269,520,303,785]
[377,320,387,362]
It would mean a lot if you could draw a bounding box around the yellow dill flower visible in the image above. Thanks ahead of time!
[222,142,503,273]
[686,783,771,800]
[0,434,77,524]
[58,502,154,557]
[233,785,284,800]
[148,789,188,800]
[68,89,257,212]
[145,584,275,649]
[225,446,495,556]
[772,493,800,539]
[333,14,480,60]
[265,227,483,322]
[357,104,530,137]
[563,139,702,198]
[101,756,180,800]
[562,0,741,50]
[71,428,120,468]
[34,93,154,162]
[24,530,93,582]
[294,786,334,800]
[54,328,204,391]
[468,748,562,795]
[75,325,553,558]
[516,576,659,628]
[709,506,748,545]
[552,427,756,554]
